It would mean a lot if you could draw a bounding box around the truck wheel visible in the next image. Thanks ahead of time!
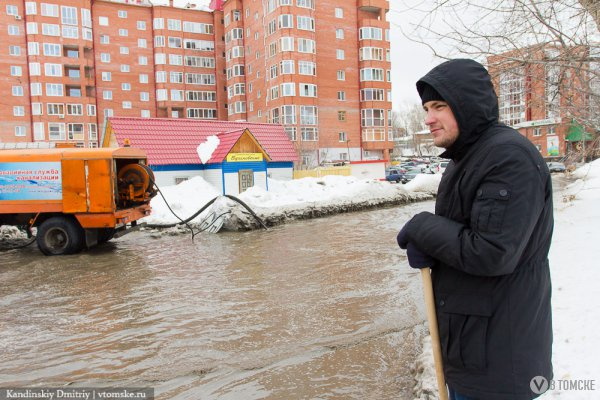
[37,217,85,256]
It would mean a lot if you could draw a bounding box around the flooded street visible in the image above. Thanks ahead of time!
[0,200,435,399]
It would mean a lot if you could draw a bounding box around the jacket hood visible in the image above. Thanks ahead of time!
[417,59,499,160]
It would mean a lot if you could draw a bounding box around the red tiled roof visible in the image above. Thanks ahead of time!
[106,117,298,165]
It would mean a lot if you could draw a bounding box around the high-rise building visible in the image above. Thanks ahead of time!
[1,0,392,166]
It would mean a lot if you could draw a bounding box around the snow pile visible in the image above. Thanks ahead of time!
[412,160,600,399]
[144,174,441,230]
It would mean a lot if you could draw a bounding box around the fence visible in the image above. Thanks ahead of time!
[293,166,351,179]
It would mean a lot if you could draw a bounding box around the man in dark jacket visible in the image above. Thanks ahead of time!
[397,59,553,399]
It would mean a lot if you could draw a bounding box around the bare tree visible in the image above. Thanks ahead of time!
[392,0,600,158]
[393,103,428,155]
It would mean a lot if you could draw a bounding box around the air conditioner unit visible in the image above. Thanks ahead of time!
[14,15,22,20]
[58,114,65,119]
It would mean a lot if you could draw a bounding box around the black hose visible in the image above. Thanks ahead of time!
[224,195,269,230]
[0,236,37,251]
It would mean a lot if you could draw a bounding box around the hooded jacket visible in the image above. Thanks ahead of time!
[404,59,553,399]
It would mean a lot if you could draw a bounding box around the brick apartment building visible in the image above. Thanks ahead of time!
[488,45,595,159]
[0,0,393,167]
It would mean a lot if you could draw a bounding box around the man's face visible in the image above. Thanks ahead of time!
[423,100,459,149]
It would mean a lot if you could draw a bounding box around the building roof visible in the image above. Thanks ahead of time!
[105,117,298,165]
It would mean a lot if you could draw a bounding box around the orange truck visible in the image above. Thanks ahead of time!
[0,147,155,255]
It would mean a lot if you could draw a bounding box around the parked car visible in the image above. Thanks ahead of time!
[401,167,422,183]
[547,162,566,173]
[385,168,407,183]
[438,161,449,173]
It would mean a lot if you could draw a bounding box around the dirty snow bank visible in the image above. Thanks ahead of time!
[412,160,600,399]
[143,174,441,231]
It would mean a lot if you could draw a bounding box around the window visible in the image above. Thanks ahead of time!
[26,22,37,34]
[338,91,346,101]
[14,106,25,117]
[122,83,131,91]
[28,42,39,55]
[359,27,383,40]
[61,6,77,25]
[140,92,150,102]
[498,69,525,126]
[66,104,83,115]
[270,64,278,79]
[67,123,84,140]
[98,16,109,26]
[62,26,78,39]
[30,83,42,96]
[337,70,345,80]
[88,124,98,140]
[187,91,216,102]
[10,66,22,76]
[335,8,343,18]
[168,19,181,31]
[47,103,64,115]
[43,43,61,56]
[120,46,129,55]
[280,105,296,124]
[361,109,385,127]
[139,74,148,84]
[171,89,184,101]
[170,71,183,83]
[168,37,182,48]
[44,63,62,76]
[156,89,167,101]
[139,56,148,65]
[281,83,295,96]
[300,106,318,125]
[103,90,112,100]
[66,85,81,97]
[278,14,293,29]
[118,10,127,18]
[26,2,37,15]
[15,126,26,137]
[137,21,146,30]
[120,64,130,73]
[183,39,215,51]
[298,38,315,53]
[301,127,318,141]
[153,18,164,29]
[299,83,317,97]
[280,37,294,51]
[360,68,384,81]
[87,104,96,116]
[155,71,166,83]
[33,123,44,140]
[32,103,43,115]
[298,61,316,76]
[297,16,314,31]
[338,111,346,121]
[100,35,109,44]
[119,28,128,36]
[269,86,279,100]
[6,4,18,16]
[122,101,132,109]
[169,54,183,65]
[183,21,213,34]
[48,123,66,140]
[548,126,556,135]
[100,53,110,63]
[336,49,345,60]
[101,72,111,81]
[42,23,60,36]
[297,0,315,8]
[81,9,91,27]
[187,108,217,119]
[280,60,294,74]
[12,86,23,96]
[141,110,150,118]
[155,36,165,47]
[41,3,58,17]
[29,62,41,76]
[336,29,344,39]
[155,53,166,64]
[361,88,385,101]
[360,47,384,61]
[8,25,20,35]
[9,46,21,56]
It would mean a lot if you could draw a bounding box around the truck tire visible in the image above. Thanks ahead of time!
[37,216,85,256]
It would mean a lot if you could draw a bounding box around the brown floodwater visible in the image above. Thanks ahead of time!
[0,201,436,399]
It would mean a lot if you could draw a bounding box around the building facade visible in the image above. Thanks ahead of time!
[0,0,392,167]
[488,46,594,159]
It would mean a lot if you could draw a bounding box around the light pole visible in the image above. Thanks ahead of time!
[346,139,351,163]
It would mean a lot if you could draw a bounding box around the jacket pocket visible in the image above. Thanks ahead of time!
[472,184,510,233]
[438,293,492,371]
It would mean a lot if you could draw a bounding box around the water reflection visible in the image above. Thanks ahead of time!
[0,201,435,399]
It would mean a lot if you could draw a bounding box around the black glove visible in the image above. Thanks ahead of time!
[396,223,410,249]
[406,242,435,269]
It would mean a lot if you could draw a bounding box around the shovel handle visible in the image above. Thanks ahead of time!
[421,267,449,400]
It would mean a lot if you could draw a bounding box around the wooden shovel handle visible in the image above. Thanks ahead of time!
[421,267,449,400]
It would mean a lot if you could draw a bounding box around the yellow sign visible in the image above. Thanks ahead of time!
[227,153,263,162]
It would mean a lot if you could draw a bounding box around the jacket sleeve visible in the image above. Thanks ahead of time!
[406,145,548,277]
